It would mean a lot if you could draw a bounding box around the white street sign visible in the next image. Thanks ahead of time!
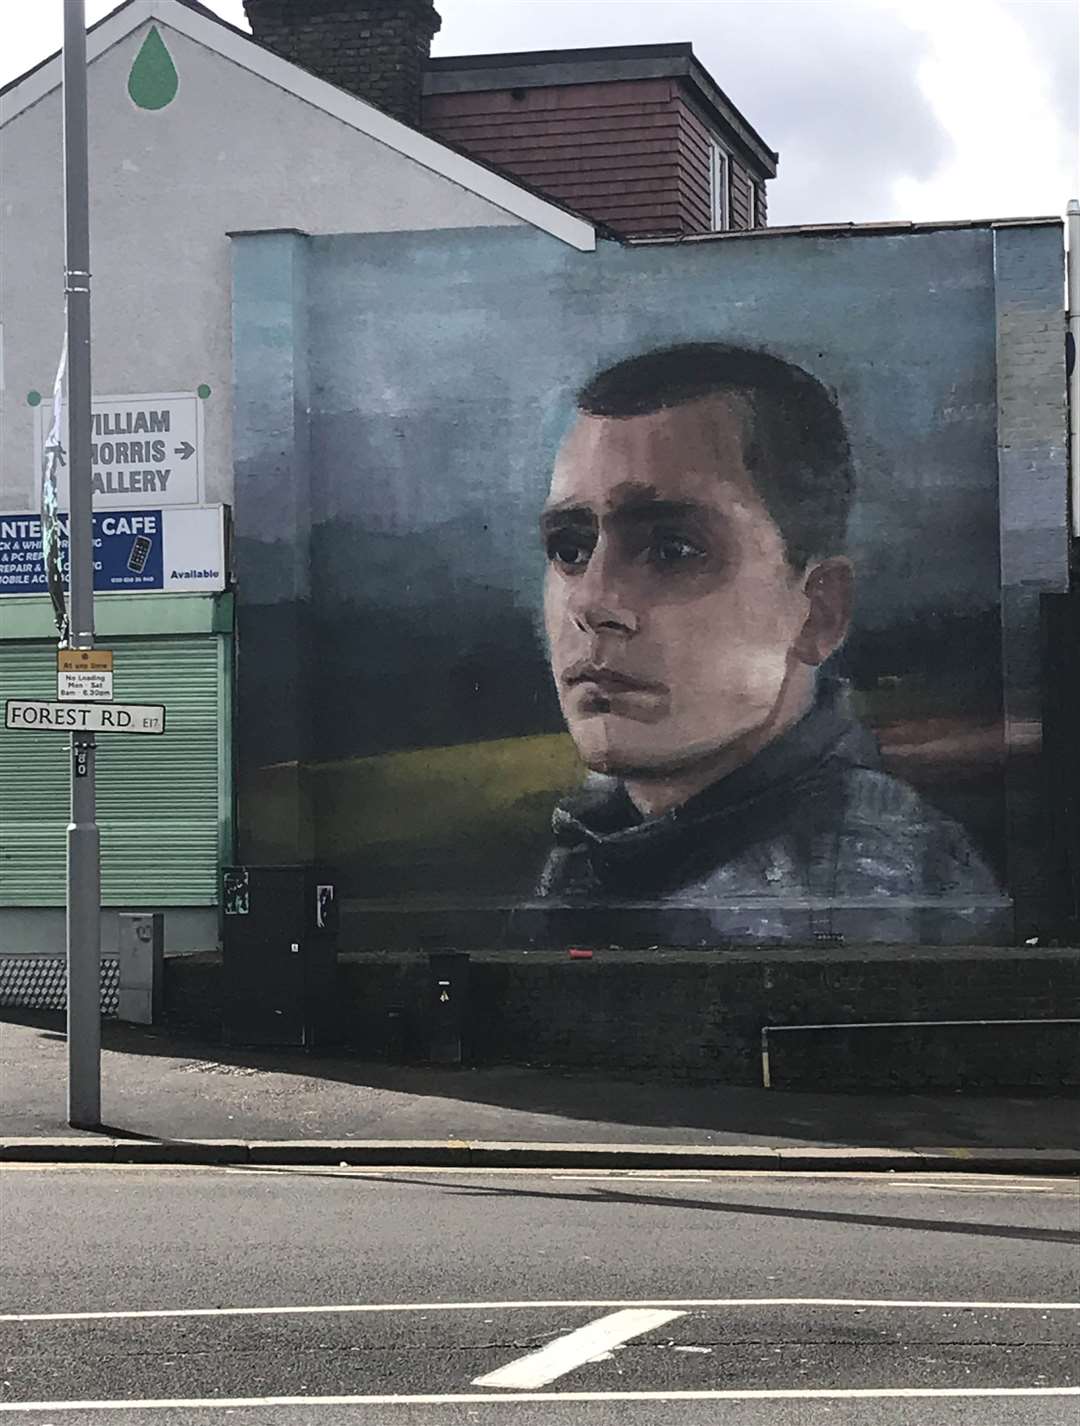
[6,700,165,735]
[58,670,113,700]
[34,391,204,509]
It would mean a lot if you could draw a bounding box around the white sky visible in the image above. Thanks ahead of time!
[2,0,1077,226]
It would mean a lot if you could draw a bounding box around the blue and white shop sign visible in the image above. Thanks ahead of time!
[0,506,227,595]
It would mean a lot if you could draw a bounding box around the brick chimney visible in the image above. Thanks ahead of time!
[243,0,442,127]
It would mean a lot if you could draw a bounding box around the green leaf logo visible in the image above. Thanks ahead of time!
[128,26,178,111]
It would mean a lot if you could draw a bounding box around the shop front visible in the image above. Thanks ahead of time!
[0,513,233,955]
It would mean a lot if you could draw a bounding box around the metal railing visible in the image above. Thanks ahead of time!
[760,1018,1080,1088]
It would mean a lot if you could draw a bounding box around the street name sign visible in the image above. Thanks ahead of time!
[33,391,204,509]
[6,699,165,735]
[57,649,114,702]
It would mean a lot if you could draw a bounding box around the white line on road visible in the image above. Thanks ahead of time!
[473,1308,684,1389]
[4,1165,1075,1192]
[2,1297,1078,1325]
[0,1386,1077,1412]
[550,1174,1067,1192]
[552,1175,718,1182]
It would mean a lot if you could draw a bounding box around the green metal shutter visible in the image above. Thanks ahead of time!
[0,636,230,906]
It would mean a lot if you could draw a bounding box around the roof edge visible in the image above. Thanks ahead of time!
[626,214,1065,244]
[0,0,135,101]
[0,0,596,253]
[427,42,696,71]
[424,43,777,176]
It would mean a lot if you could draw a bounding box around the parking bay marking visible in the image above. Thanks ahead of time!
[0,1387,1078,1412]
[2,1296,1078,1325]
[473,1308,685,1389]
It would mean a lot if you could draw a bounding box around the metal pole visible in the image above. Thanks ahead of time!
[1067,199,1080,540]
[63,0,100,1129]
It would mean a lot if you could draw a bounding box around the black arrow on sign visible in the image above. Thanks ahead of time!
[174,441,195,460]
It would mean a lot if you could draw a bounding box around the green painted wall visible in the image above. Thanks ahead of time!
[0,592,232,640]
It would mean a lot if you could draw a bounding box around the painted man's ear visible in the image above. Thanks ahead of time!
[793,557,854,666]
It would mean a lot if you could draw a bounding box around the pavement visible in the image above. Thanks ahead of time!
[2,1009,1079,1171]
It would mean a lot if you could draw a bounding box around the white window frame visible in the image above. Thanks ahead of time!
[748,178,757,229]
[709,143,731,231]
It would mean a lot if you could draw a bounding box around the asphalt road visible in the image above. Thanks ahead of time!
[1,1166,1077,1423]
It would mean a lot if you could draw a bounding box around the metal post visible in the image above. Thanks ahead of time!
[63,0,100,1129]
[1067,199,1080,540]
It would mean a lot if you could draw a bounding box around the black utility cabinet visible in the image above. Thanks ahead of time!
[222,865,339,1049]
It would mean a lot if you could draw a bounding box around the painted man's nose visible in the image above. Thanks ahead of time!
[572,602,639,634]
[568,561,639,634]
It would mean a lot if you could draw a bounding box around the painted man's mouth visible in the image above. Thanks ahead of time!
[563,661,666,696]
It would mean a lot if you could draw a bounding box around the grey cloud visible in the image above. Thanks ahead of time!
[433,0,951,224]
[1001,0,1079,167]
[206,0,1073,223]
[697,3,951,223]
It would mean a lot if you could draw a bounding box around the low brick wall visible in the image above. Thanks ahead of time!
[163,944,1080,1091]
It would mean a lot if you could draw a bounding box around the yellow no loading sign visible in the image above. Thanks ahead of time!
[57,648,114,702]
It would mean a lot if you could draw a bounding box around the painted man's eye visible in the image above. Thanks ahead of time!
[650,533,705,565]
[546,533,593,570]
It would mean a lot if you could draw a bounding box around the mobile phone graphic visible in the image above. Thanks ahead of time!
[127,535,152,573]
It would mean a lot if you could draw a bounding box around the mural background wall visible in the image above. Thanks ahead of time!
[231,221,1068,945]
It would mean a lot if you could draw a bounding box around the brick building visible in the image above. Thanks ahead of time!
[239,2,778,238]
[422,44,777,239]
[240,0,440,127]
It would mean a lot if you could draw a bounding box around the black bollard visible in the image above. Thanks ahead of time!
[426,949,471,1065]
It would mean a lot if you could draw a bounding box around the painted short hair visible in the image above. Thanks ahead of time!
[576,342,854,569]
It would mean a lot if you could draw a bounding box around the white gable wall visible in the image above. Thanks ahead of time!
[0,16,529,513]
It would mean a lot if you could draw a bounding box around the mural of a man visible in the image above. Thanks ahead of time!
[537,342,999,911]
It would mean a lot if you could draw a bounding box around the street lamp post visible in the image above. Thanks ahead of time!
[62,0,101,1130]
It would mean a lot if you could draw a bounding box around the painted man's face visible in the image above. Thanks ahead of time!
[542,393,821,781]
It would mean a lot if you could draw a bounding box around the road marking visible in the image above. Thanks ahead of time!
[473,1308,684,1389]
[552,1175,717,1182]
[0,1386,1077,1412]
[548,1173,1067,1192]
[885,1179,1072,1194]
[2,1297,1078,1325]
[4,1165,1075,1192]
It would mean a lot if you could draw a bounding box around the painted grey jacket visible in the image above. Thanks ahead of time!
[537,682,1001,938]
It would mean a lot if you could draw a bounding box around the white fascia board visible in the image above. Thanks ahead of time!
[159,4,597,251]
[1,0,596,252]
[0,0,156,126]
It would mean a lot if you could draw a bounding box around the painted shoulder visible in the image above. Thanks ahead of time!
[677,767,1001,903]
[816,766,1001,898]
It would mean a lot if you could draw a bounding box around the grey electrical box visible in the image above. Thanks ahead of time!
[116,913,164,1024]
